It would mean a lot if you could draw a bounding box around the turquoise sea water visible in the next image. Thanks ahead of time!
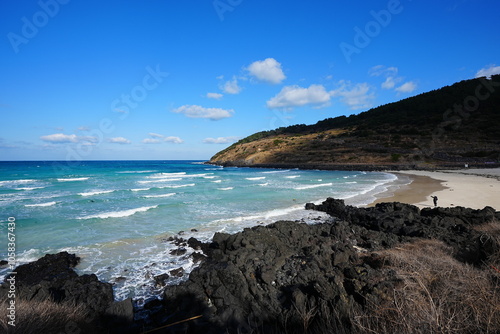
[0,160,400,301]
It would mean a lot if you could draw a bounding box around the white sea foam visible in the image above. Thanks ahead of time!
[138,178,182,184]
[261,170,290,174]
[181,173,211,178]
[25,201,57,207]
[131,188,151,192]
[212,180,222,183]
[218,187,233,191]
[78,205,158,219]
[143,193,176,198]
[147,172,187,178]
[211,204,308,225]
[0,179,36,186]
[57,177,89,182]
[258,183,269,186]
[18,187,45,190]
[147,172,210,179]
[294,183,333,190]
[117,170,158,174]
[285,175,300,179]
[79,190,114,196]
[159,183,195,189]
[203,176,216,179]
[246,177,266,181]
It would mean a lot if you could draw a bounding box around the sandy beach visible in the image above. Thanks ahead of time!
[371,168,500,210]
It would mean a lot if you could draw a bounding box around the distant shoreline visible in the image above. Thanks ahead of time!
[207,161,500,210]
[206,161,500,172]
[370,168,500,210]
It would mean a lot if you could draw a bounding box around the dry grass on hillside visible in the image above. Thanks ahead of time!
[0,298,97,334]
[353,221,500,334]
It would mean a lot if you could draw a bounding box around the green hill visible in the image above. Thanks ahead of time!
[209,75,500,170]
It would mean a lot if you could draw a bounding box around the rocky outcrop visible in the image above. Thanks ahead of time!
[139,199,500,333]
[0,252,134,333]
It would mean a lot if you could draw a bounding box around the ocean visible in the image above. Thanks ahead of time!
[0,160,402,302]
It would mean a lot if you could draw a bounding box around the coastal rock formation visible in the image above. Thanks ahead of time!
[0,252,134,333]
[142,199,500,333]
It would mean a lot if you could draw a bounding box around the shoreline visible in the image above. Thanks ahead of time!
[370,168,500,209]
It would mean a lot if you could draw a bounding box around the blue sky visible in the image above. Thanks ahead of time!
[1,0,499,161]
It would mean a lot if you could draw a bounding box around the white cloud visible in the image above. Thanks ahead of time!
[206,92,223,100]
[148,132,164,138]
[107,137,131,144]
[40,133,97,144]
[369,65,398,77]
[381,76,399,90]
[40,133,78,143]
[203,136,240,144]
[267,84,331,110]
[221,76,242,94]
[330,81,375,110]
[475,65,500,79]
[143,134,183,144]
[142,138,161,144]
[247,58,286,84]
[164,136,183,144]
[370,65,400,90]
[172,105,234,121]
[77,126,90,132]
[369,65,417,93]
[395,81,417,93]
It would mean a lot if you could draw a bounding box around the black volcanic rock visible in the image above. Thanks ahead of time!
[0,252,113,314]
[306,198,500,263]
[157,219,390,333]
[0,251,132,333]
[144,199,500,334]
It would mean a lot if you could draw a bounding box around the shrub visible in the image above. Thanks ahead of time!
[353,238,500,334]
[391,153,401,162]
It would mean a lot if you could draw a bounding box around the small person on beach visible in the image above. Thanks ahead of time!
[431,195,438,207]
